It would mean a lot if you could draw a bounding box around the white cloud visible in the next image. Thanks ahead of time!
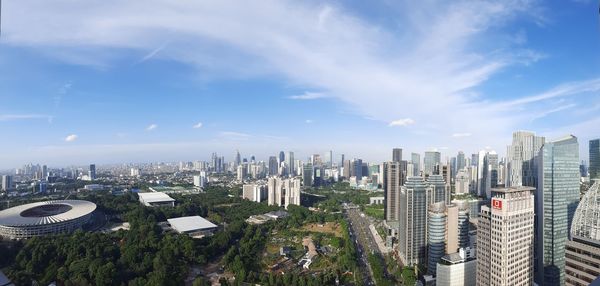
[305,119,313,124]
[219,131,251,140]
[289,92,326,100]
[64,134,78,142]
[146,124,158,131]
[389,118,415,127]
[192,122,203,129]
[452,133,472,138]
[0,114,51,121]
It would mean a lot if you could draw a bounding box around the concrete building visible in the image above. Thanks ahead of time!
[167,216,217,237]
[283,178,301,209]
[384,161,403,223]
[477,186,535,286]
[426,174,449,205]
[1,175,12,191]
[88,164,96,180]
[399,176,428,266]
[138,192,175,207]
[242,184,265,202]
[302,163,313,187]
[436,247,477,286]
[455,169,470,194]
[412,153,421,177]
[369,196,384,205]
[268,156,278,176]
[536,135,581,285]
[393,148,403,162]
[287,151,295,176]
[426,202,470,276]
[565,182,600,285]
[193,174,206,188]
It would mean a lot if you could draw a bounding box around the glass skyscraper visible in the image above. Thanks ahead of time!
[536,135,580,286]
[399,176,428,266]
[590,139,600,180]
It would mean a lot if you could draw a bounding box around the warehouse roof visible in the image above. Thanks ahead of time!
[167,216,217,233]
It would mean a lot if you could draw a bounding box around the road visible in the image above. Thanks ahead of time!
[344,203,388,286]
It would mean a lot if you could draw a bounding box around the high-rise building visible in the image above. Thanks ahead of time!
[236,164,247,181]
[455,169,470,194]
[283,178,301,208]
[393,148,403,162]
[384,161,403,223]
[566,182,600,285]
[242,184,265,202]
[399,177,428,266]
[287,151,295,176]
[302,163,313,187]
[1,175,12,191]
[279,151,285,165]
[476,150,491,198]
[428,202,448,275]
[235,150,241,167]
[342,160,351,179]
[193,175,206,188]
[436,247,477,286]
[268,156,278,176]
[456,151,466,173]
[536,135,581,285]
[352,159,363,179]
[426,174,449,205]
[589,139,600,180]
[477,186,535,286]
[267,177,283,206]
[411,153,421,177]
[424,151,441,176]
[89,164,96,180]
[327,150,333,168]
[506,131,545,187]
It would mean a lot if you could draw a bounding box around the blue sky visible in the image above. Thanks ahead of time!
[0,0,599,168]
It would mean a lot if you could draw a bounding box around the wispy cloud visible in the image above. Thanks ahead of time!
[146,124,158,131]
[452,133,472,138]
[219,131,252,141]
[192,122,203,129]
[0,114,52,122]
[64,134,78,142]
[389,118,415,127]
[139,42,169,63]
[289,92,326,100]
[305,119,314,124]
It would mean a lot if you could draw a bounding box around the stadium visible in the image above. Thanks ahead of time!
[0,200,96,240]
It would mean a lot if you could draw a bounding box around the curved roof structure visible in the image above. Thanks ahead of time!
[571,182,600,241]
[0,200,96,227]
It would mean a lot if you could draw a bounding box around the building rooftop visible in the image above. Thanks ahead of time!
[138,192,175,203]
[491,186,536,193]
[167,216,217,233]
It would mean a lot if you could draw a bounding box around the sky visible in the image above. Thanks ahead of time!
[0,0,599,168]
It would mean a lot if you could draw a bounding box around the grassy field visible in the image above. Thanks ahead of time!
[300,222,343,237]
[364,204,384,220]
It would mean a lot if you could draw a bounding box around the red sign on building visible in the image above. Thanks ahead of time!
[492,198,502,210]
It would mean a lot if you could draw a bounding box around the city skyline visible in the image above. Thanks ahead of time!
[1,1,599,168]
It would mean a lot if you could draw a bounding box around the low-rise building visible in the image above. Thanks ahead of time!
[167,216,217,237]
[138,192,175,207]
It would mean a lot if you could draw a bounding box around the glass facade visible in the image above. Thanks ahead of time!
[537,135,580,286]
[590,139,600,181]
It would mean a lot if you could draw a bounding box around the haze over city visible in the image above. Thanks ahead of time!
[1,1,599,168]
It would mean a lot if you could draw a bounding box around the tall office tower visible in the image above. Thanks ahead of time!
[393,148,403,162]
[536,135,581,286]
[235,150,241,167]
[506,131,545,187]
[498,159,506,186]
[1,175,12,191]
[424,151,441,176]
[268,156,278,176]
[471,153,479,166]
[284,178,301,208]
[327,150,333,168]
[352,159,363,179]
[193,175,206,188]
[590,139,600,180]
[287,151,295,176]
[267,177,283,206]
[340,154,345,167]
[450,157,457,179]
[89,164,96,180]
[278,151,285,165]
[384,161,403,223]
[427,174,449,205]
[412,153,421,177]
[342,160,351,178]
[580,161,588,178]
[442,164,452,186]
[456,151,466,173]
[566,182,600,285]
[313,166,323,187]
[428,202,447,276]
[302,163,313,187]
[399,177,428,266]
[487,151,499,188]
[476,150,491,198]
[477,186,535,286]
[42,165,48,178]
[455,204,471,249]
[406,162,415,177]
[455,169,470,194]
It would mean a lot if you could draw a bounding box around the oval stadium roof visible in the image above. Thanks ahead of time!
[0,200,96,227]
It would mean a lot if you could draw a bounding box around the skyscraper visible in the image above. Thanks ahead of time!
[89,164,96,180]
[411,153,421,177]
[536,135,580,286]
[506,131,545,187]
[267,177,283,206]
[352,159,363,179]
[235,150,241,167]
[268,156,278,176]
[487,151,499,188]
[399,177,428,266]
[302,163,313,187]
[278,151,285,165]
[393,148,403,162]
[384,161,402,223]
[342,160,351,179]
[477,186,535,286]
[476,150,491,198]
[566,182,600,285]
[426,174,449,205]
[424,151,441,176]
[456,151,466,173]
[327,150,333,168]
[283,178,301,208]
[287,151,295,176]
[589,139,600,180]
